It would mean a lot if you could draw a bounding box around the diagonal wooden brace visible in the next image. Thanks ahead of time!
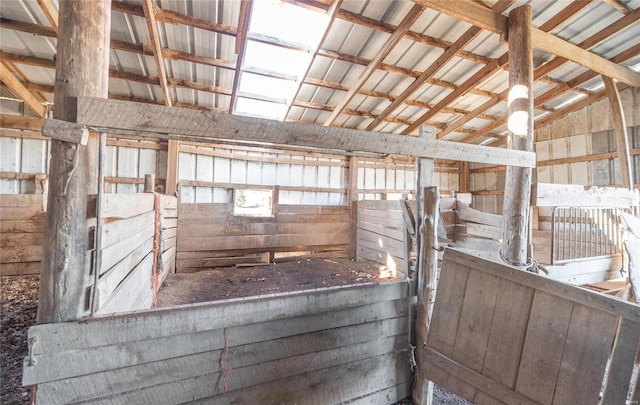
[42,118,89,145]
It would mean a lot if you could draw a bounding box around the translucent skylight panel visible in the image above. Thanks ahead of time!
[236,97,287,120]
[239,72,297,101]
[249,0,328,48]
[243,41,311,78]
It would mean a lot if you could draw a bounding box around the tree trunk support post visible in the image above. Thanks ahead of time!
[38,0,112,323]
[501,5,534,267]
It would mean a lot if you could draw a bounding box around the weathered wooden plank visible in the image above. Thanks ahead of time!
[532,183,639,208]
[346,382,411,405]
[552,303,618,405]
[356,245,404,268]
[34,331,405,403]
[1,245,42,263]
[96,238,154,300]
[27,281,409,354]
[0,193,43,207]
[87,193,155,219]
[466,223,502,240]
[275,204,349,215]
[356,233,407,258]
[176,222,348,238]
[25,301,407,386]
[601,318,640,404]
[0,218,45,233]
[515,291,574,404]
[477,279,534,404]
[0,205,44,220]
[447,270,500,402]
[177,232,349,251]
[423,348,537,405]
[99,222,154,273]
[356,200,402,211]
[96,252,154,314]
[76,97,536,167]
[0,261,41,276]
[446,248,640,323]
[0,232,43,246]
[356,221,405,242]
[456,203,503,227]
[98,210,155,249]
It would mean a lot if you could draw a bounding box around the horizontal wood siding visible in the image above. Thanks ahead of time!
[176,203,350,272]
[356,200,408,277]
[424,248,640,405]
[0,194,45,276]
[24,281,412,405]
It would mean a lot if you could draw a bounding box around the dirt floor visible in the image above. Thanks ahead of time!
[1,259,470,405]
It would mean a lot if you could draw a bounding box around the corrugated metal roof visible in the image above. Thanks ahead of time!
[1,0,639,145]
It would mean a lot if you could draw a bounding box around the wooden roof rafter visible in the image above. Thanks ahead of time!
[229,0,253,113]
[0,62,46,117]
[323,2,426,126]
[35,0,58,33]
[141,0,172,107]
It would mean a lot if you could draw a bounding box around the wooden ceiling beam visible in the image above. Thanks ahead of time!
[365,0,512,131]
[0,62,46,117]
[402,53,509,135]
[229,0,252,113]
[141,0,172,107]
[419,0,640,87]
[323,3,425,126]
[36,0,58,33]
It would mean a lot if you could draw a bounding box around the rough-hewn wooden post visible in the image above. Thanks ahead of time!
[413,186,439,405]
[38,0,111,323]
[501,5,534,267]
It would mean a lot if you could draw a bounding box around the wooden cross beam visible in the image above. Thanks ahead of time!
[74,96,536,168]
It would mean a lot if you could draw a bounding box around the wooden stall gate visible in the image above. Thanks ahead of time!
[176,203,349,271]
[23,280,413,404]
[423,248,640,405]
[88,193,177,314]
[0,194,45,276]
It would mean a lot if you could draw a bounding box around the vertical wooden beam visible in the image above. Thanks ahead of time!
[141,0,172,107]
[38,0,111,323]
[602,76,633,189]
[413,125,436,405]
[459,161,469,193]
[165,139,179,196]
[347,156,359,260]
[0,63,46,117]
[501,5,534,267]
[413,186,439,405]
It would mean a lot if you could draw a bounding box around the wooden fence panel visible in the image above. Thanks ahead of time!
[176,203,350,272]
[0,194,44,276]
[424,248,640,405]
[24,281,413,405]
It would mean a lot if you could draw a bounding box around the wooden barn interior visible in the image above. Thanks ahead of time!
[1,0,640,403]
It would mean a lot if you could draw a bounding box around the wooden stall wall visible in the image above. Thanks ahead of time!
[0,194,45,276]
[423,248,639,405]
[176,203,350,272]
[89,193,178,315]
[355,200,408,277]
[23,281,413,405]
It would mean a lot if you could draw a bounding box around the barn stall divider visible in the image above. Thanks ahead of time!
[423,248,640,405]
[176,203,350,271]
[87,192,177,315]
[23,280,414,404]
